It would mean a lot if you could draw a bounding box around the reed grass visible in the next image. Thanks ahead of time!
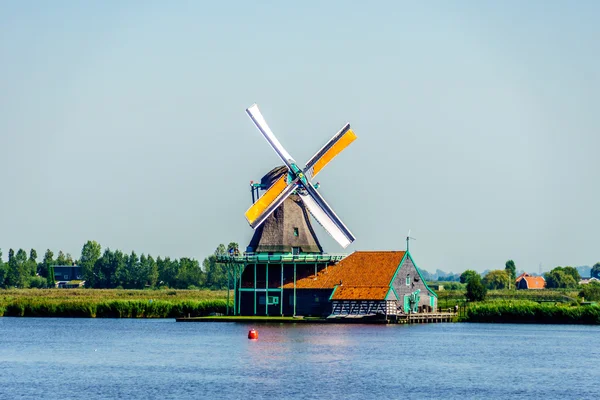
[0,289,231,318]
[463,300,600,324]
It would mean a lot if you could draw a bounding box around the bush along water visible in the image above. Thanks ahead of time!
[464,300,600,324]
[1,299,230,318]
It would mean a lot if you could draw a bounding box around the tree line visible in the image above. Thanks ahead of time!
[455,260,600,302]
[0,241,239,290]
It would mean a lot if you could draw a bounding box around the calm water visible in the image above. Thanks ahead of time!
[1,319,599,400]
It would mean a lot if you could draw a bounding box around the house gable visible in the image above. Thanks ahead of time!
[390,252,437,311]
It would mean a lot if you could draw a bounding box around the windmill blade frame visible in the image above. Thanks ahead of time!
[245,175,297,228]
[246,104,296,169]
[298,183,355,248]
[305,123,356,179]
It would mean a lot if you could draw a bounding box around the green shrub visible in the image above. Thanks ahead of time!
[464,300,600,324]
[580,282,600,302]
[28,276,48,289]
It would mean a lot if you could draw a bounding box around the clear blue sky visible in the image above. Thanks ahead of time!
[1,1,598,273]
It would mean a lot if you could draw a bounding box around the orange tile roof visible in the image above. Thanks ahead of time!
[331,286,390,300]
[281,251,405,290]
[516,272,531,283]
[522,276,545,289]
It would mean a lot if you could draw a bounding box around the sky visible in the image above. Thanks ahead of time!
[1,1,598,273]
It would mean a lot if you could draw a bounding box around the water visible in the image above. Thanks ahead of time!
[1,319,599,400]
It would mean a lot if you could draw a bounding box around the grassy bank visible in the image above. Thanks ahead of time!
[0,289,231,318]
[436,289,580,309]
[462,300,600,324]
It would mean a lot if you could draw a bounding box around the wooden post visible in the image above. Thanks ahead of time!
[232,265,237,316]
[238,265,242,315]
[226,263,230,316]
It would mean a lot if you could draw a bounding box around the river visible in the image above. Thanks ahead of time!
[0,318,598,399]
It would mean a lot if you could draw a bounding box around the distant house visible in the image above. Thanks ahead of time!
[579,277,600,285]
[516,272,545,290]
[53,265,84,288]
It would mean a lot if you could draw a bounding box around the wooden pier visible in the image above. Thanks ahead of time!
[403,312,456,324]
[176,312,458,324]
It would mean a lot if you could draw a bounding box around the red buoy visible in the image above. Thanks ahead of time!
[248,329,258,340]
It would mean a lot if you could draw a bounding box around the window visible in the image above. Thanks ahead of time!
[267,296,279,305]
[292,247,300,255]
[293,227,299,236]
[406,274,410,286]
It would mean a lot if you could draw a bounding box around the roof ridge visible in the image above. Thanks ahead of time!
[352,250,405,253]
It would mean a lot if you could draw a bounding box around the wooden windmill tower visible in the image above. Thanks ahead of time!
[244,103,357,254]
[248,166,323,254]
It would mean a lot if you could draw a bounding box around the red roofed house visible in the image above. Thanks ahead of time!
[230,249,438,319]
[516,273,546,290]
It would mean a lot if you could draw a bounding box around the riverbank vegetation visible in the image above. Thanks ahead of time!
[0,289,230,318]
[463,300,600,324]
[432,259,600,323]
[0,241,238,290]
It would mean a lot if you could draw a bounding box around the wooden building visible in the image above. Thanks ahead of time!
[222,249,437,319]
[516,272,546,290]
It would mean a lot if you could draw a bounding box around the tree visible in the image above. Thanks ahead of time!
[545,267,578,289]
[580,281,600,301]
[460,270,479,284]
[483,270,510,290]
[47,265,56,288]
[40,249,54,278]
[27,249,38,277]
[560,266,581,282]
[15,249,29,288]
[204,244,234,289]
[110,250,127,288]
[591,262,600,279]
[227,242,239,255]
[175,257,204,289]
[466,275,487,302]
[139,254,158,288]
[7,249,17,287]
[122,251,140,288]
[80,241,102,288]
[505,260,516,289]
[92,248,114,288]
[157,256,178,288]
[0,248,6,287]
[56,251,67,265]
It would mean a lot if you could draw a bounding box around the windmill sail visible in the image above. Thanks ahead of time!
[298,185,355,248]
[305,123,357,179]
[246,104,296,169]
[245,175,295,228]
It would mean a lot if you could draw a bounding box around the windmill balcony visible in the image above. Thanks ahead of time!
[216,252,347,264]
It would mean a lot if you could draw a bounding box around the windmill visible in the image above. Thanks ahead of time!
[244,103,357,249]
[406,229,416,252]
